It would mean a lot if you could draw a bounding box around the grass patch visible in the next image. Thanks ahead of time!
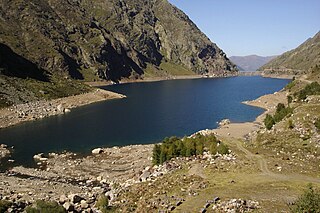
[25,200,66,213]
[159,61,194,76]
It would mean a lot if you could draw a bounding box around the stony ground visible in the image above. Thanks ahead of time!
[0,88,125,129]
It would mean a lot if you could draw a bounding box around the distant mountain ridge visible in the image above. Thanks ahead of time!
[259,31,320,74]
[230,55,277,71]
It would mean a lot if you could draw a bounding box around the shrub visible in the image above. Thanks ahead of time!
[217,143,229,155]
[295,82,320,100]
[287,95,293,105]
[291,184,320,213]
[0,200,12,213]
[288,119,294,129]
[264,114,275,130]
[25,200,66,213]
[274,103,293,123]
[95,194,109,213]
[315,119,320,130]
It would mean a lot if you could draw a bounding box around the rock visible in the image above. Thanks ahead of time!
[63,202,74,211]
[64,108,71,113]
[80,200,89,209]
[139,171,151,182]
[68,194,83,204]
[92,148,104,154]
[57,104,64,113]
[33,153,45,161]
[59,195,68,204]
[219,119,230,127]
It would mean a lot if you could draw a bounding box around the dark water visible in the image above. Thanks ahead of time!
[0,76,290,167]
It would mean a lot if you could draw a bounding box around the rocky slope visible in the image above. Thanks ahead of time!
[259,31,320,74]
[230,55,277,71]
[0,0,237,83]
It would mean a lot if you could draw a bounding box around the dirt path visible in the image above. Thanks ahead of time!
[234,139,320,184]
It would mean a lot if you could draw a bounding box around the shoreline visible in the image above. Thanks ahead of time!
[84,73,240,87]
[0,88,126,129]
[212,88,288,139]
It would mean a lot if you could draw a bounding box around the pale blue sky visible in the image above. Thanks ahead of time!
[168,0,320,57]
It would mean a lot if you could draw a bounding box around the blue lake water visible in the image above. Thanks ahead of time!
[0,76,290,167]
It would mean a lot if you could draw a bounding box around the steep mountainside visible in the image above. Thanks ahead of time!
[259,31,320,74]
[230,55,277,71]
[0,0,237,83]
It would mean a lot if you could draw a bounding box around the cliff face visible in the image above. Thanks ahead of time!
[0,0,237,82]
[259,31,320,74]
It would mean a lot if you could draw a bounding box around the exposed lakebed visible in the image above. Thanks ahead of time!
[0,76,290,166]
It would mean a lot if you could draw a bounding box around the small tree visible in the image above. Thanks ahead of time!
[287,95,293,106]
[152,144,161,165]
[264,114,275,130]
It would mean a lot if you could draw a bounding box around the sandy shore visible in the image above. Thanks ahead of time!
[0,88,125,129]
[213,90,288,139]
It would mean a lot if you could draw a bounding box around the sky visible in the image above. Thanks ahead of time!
[168,0,320,57]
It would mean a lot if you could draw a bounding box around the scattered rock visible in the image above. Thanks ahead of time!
[92,148,104,154]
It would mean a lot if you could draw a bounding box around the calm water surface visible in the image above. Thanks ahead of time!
[0,76,290,166]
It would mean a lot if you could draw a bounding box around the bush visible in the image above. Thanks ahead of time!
[25,200,66,213]
[291,184,320,213]
[295,82,320,100]
[264,114,275,130]
[0,200,12,213]
[287,95,293,105]
[274,103,293,123]
[95,194,109,213]
[217,143,229,155]
[288,119,294,129]
[315,119,320,130]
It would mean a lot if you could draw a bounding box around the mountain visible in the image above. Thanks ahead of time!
[0,0,237,83]
[259,31,320,74]
[230,55,277,71]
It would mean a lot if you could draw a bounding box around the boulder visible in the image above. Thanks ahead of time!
[92,148,104,154]
[64,108,71,113]
[80,200,89,209]
[68,194,83,204]
[63,202,74,211]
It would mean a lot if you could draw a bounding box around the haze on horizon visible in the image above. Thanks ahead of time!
[168,0,320,57]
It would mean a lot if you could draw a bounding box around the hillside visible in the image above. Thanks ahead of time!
[259,31,320,74]
[230,55,277,71]
[0,0,237,81]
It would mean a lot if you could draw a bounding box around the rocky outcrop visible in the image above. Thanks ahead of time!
[0,0,237,82]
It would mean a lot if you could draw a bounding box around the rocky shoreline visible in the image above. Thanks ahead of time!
[0,88,125,129]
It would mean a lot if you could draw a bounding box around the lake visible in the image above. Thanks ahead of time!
[0,76,290,167]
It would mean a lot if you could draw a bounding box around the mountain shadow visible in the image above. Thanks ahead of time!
[0,43,49,81]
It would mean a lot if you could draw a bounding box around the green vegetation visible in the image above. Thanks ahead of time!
[95,194,115,213]
[25,200,66,213]
[264,114,275,130]
[315,119,320,130]
[264,103,293,130]
[291,184,320,213]
[0,200,12,213]
[294,82,320,101]
[159,61,194,76]
[152,134,228,165]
